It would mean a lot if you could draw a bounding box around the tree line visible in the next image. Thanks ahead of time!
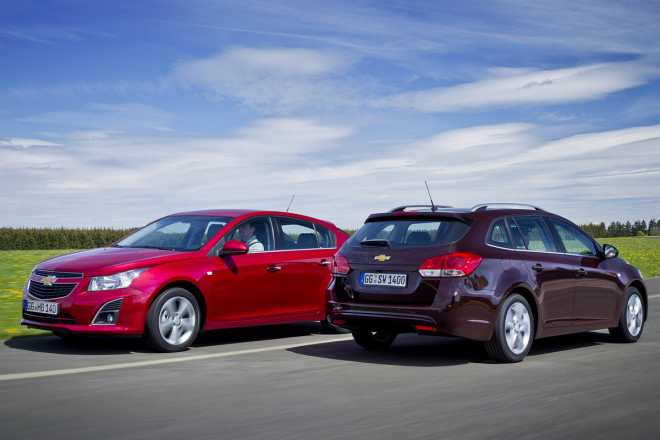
[0,227,136,250]
[579,219,659,238]
[0,219,657,251]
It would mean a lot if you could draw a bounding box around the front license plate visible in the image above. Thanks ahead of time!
[24,299,59,316]
[360,273,407,287]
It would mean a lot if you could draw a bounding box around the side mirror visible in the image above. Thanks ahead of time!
[217,240,249,256]
[603,244,619,259]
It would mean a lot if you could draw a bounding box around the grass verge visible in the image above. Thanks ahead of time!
[1,239,658,339]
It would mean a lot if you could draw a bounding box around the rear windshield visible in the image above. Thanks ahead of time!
[114,215,233,251]
[347,219,470,248]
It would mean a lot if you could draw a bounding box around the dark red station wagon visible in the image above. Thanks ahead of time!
[22,209,349,351]
[328,204,647,362]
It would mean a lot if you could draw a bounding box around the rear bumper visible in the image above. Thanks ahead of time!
[328,277,503,341]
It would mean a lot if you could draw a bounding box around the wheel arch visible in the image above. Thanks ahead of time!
[503,286,540,337]
[148,281,208,332]
[628,279,647,321]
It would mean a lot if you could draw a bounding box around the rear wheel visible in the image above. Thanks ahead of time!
[351,329,397,349]
[320,314,351,334]
[609,287,644,343]
[143,288,200,353]
[485,293,534,363]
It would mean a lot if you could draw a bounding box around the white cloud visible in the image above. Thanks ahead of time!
[172,47,357,112]
[0,138,63,149]
[378,60,660,112]
[2,119,659,228]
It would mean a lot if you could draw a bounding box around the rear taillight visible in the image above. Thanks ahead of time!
[331,252,351,275]
[419,252,482,277]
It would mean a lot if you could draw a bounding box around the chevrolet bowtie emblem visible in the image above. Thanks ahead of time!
[374,255,391,262]
[41,276,57,286]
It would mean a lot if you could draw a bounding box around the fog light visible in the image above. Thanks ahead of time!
[331,304,343,311]
[92,298,123,325]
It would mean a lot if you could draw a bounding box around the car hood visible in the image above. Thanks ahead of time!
[36,247,193,276]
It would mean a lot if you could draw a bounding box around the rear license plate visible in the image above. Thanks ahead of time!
[24,299,59,315]
[360,273,407,287]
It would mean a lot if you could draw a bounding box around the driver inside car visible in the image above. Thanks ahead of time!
[238,222,264,253]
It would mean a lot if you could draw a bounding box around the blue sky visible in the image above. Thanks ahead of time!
[1,0,659,228]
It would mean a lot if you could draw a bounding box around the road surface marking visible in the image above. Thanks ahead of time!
[649,294,660,299]
[0,335,352,382]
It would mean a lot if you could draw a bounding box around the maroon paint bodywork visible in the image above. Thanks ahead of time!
[22,209,349,336]
[328,209,647,341]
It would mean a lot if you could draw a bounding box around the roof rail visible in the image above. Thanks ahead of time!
[471,203,544,212]
[388,205,454,213]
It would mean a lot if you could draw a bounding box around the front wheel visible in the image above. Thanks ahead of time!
[609,287,644,343]
[143,288,200,353]
[485,293,535,363]
[351,329,397,350]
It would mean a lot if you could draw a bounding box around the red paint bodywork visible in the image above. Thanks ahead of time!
[22,210,349,336]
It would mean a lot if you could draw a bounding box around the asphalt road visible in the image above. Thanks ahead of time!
[2,278,659,440]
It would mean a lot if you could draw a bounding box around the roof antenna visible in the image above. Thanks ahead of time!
[285,194,295,213]
[425,181,437,212]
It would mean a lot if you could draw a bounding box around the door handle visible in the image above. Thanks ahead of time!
[266,266,281,273]
[319,260,331,267]
[532,264,544,273]
[576,268,587,277]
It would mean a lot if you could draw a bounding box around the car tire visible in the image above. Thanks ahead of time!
[52,331,88,341]
[609,287,644,343]
[485,293,535,363]
[320,314,351,334]
[143,288,201,353]
[351,329,397,349]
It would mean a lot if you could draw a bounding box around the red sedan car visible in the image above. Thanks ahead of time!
[22,209,350,351]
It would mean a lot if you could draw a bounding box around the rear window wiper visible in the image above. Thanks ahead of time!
[360,239,391,247]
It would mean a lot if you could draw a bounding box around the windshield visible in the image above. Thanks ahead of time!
[114,215,233,251]
[347,219,470,248]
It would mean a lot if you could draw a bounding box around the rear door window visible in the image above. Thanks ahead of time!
[277,218,319,250]
[347,218,470,247]
[314,223,336,249]
[512,216,558,252]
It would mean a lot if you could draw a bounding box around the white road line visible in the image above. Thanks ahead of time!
[0,335,353,382]
[649,294,660,299]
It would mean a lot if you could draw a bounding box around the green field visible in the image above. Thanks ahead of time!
[597,237,660,278]
[1,239,659,340]
[0,250,76,340]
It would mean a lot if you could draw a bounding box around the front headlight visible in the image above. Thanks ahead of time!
[89,268,149,291]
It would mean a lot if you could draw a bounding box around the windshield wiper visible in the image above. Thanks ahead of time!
[128,245,168,250]
[360,239,391,247]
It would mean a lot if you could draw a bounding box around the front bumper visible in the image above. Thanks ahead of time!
[22,282,151,335]
[328,276,503,341]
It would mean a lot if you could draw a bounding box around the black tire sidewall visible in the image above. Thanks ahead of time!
[146,288,200,352]
[495,294,535,362]
[618,287,644,342]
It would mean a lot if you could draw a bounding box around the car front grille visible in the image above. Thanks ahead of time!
[34,269,83,278]
[23,312,76,325]
[28,281,78,299]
